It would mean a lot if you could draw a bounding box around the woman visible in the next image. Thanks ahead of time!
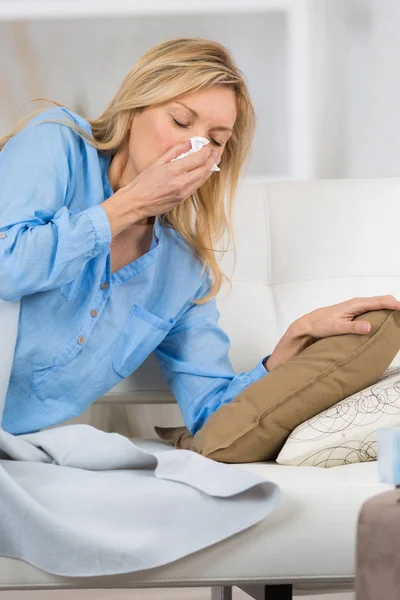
[0,37,399,437]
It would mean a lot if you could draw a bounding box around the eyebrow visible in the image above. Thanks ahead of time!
[174,101,233,132]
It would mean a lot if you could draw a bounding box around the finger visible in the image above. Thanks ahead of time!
[180,150,218,188]
[330,319,372,336]
[178,166,214,202]
[179,171,214,201]
[157,140,192,165]
[183,170,213,199]
[353,320,371,335]
[350,295,400,314]
[170,143,214,173]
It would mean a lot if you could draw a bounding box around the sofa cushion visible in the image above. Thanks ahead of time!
[155,309,400,463]
[0,459,391,588]
[276,365,400,468]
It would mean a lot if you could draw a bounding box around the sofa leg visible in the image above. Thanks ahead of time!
[238,584,293,599]
[211,587,232,600]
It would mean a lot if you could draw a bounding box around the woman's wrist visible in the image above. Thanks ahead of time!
[100,191,143,238]
[262,354,271,370]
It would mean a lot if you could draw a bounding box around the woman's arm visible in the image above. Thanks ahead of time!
[153,270,270,435]
[0,116,112,302]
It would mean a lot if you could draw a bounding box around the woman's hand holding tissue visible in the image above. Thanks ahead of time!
[102,141,219,237]
[265,295,400,371]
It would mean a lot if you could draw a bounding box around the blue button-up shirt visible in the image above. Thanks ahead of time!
[0,106,269,436]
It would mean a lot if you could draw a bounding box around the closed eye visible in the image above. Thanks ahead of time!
[171,117,223,147]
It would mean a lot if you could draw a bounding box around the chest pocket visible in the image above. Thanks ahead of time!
[112,304,176,379]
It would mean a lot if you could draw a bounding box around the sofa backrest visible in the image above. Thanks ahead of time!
[110,178,400,403]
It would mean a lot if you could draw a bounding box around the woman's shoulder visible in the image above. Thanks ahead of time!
[2,105,95,171]
[29,105,90,129]
[0,106,94,183]
[24,105,92,145]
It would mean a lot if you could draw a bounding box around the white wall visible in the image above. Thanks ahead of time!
[3,1,400,179]
[347,0,400,178]
[0,12,289,178]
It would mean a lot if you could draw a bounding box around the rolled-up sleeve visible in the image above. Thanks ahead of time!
[0,117,111,302]
[154,271,270,434]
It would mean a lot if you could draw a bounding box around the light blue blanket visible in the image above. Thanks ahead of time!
[0,300,280,577]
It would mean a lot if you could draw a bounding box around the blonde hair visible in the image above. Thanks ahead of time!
[0,37,256,304]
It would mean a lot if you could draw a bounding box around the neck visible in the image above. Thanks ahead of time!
[107,144,137,193]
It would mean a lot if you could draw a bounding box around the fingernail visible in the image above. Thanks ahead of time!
[360,323,370,333]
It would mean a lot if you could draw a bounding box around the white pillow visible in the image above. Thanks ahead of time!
[276,366,400,468]
[0,300,20,424]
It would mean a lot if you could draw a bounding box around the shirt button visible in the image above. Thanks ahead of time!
[100,282,109,290]
[77,336,85,345]
[90,309,98,318]
[0,232,6,239]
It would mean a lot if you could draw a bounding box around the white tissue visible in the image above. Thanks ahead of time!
[171,136,220,172]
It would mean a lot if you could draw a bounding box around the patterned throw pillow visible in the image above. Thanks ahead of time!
[276,366,400,468]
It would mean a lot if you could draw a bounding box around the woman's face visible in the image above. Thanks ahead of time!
[125,86,237,183]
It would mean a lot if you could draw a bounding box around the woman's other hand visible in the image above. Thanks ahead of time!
[265,295,400,371]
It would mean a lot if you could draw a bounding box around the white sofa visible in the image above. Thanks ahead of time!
[1,178,399,599]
